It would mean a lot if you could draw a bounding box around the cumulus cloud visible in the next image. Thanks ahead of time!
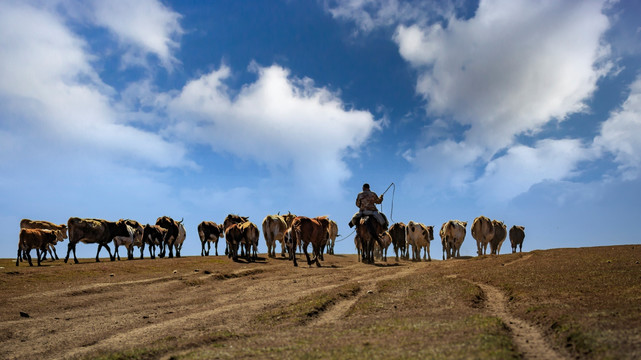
[0,1,192,169]
[594,75,641,180]
[393,0,613,200]
[168,63,381,197]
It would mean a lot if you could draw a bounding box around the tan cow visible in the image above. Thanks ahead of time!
[471,216,494,256]
[489,220,507,255]
[326,219,339,255]
[262,214,288,258]
[405,220,433,261]
[509,225,525,253]
[442,220,467,259]
[20,219,68,261]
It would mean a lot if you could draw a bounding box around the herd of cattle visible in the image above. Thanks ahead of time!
[16,214,525,267]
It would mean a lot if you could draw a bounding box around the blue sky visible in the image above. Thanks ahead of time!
[1,0,640,259]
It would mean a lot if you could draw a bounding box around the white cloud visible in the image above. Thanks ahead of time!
[394,0,613,201]
[0,1,192,170]
[594,75,641,180]
[89,0,183,70]
[168,63,381,198]
[473,139,594,203]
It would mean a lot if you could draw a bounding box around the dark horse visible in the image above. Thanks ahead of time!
[356,216,386,264]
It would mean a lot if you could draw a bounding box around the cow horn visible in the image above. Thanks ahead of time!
[179,218,184,224]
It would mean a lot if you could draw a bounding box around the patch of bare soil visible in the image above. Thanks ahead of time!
[1,245,640,359]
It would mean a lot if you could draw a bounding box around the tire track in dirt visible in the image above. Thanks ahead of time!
[312,262,424,326]
[63,263,410,359]
[472,280,565,360]
[10,268,261,301]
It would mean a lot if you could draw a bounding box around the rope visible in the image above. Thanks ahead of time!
[379,182,395,223]
[334,229,356,243]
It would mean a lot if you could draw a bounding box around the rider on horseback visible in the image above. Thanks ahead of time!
[348,183,389,231]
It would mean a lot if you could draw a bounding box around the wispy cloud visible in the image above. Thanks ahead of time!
[594,75,641,180]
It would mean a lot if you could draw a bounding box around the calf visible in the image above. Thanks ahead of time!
[374,231,392,261]
[20,219,68,261]
[112,220,143,260]
[65,218,131,264]
[17,229,58,266]
[509,225,525,253]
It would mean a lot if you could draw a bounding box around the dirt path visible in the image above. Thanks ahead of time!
[474,281,565,360]
[312,262,422,326]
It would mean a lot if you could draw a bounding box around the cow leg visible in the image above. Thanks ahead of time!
[51,245,59,260]
[115,244,121,261]
[302,243,312,266]
[95,244,103,262]
[214,241,219,256]
[26,249,34,266]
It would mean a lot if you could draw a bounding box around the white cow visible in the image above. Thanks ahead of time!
[442,220,467,259]
[405,220,433,261]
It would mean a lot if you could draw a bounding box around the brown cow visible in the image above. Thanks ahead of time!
[356,215,386,264]
[65,218,130,264]
[509,225,525,253]
[223,214,249,256]
[490,220,507,255]
[442,220,467,259]
[472,216,494,256]
[388,222,406,261]
[155,216,183,258]
[16,229,57,266]
[225,221,259,262]
[198,221,224,256]
[289,216,330,267]
[20,219,68,261]
[143,224,167,259]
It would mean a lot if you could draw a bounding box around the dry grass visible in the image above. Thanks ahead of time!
[1,245,640,359]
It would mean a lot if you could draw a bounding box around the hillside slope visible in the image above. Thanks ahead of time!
[1,245,640,359]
